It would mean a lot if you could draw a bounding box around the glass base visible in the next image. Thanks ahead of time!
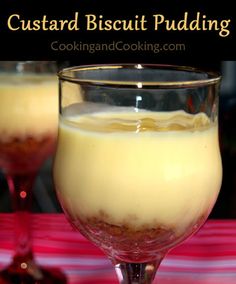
[0,258,67,284]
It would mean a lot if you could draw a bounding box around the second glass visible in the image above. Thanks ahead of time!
[0,61,67,283]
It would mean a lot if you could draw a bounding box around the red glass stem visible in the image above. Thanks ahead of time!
[7,172,36,258]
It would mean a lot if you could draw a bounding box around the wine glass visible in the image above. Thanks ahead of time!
[0,61,67,283]
[53,64,222,283]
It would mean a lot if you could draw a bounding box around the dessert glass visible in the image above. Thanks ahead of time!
[0,61,67,283]
[54,64,222,283]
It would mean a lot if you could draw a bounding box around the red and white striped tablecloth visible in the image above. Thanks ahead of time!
[0,214,236,284]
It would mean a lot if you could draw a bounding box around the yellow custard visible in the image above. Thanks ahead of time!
[0,74,58,142]
[54,107,222,234]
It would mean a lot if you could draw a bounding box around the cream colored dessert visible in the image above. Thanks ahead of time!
[0,74,58,142]
[54,107,222,235]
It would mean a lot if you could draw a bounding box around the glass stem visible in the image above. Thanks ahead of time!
[114,255,164,284]
[7,172,36,260]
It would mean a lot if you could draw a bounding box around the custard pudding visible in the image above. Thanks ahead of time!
[54,106,222,244]
[0,74,58,173]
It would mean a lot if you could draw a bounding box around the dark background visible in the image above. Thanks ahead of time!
[0,0,235,218]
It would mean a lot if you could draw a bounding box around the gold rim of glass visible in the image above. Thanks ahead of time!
[58,64,221,89]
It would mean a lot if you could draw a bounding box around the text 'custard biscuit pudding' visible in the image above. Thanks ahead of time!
[54,105,222,262]
[0,74,58,173]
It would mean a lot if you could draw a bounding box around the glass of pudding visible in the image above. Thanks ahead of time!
[0,61,67,283]
[54,64,222,283]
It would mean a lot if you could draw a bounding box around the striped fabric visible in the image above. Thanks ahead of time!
[0,214,236,283]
